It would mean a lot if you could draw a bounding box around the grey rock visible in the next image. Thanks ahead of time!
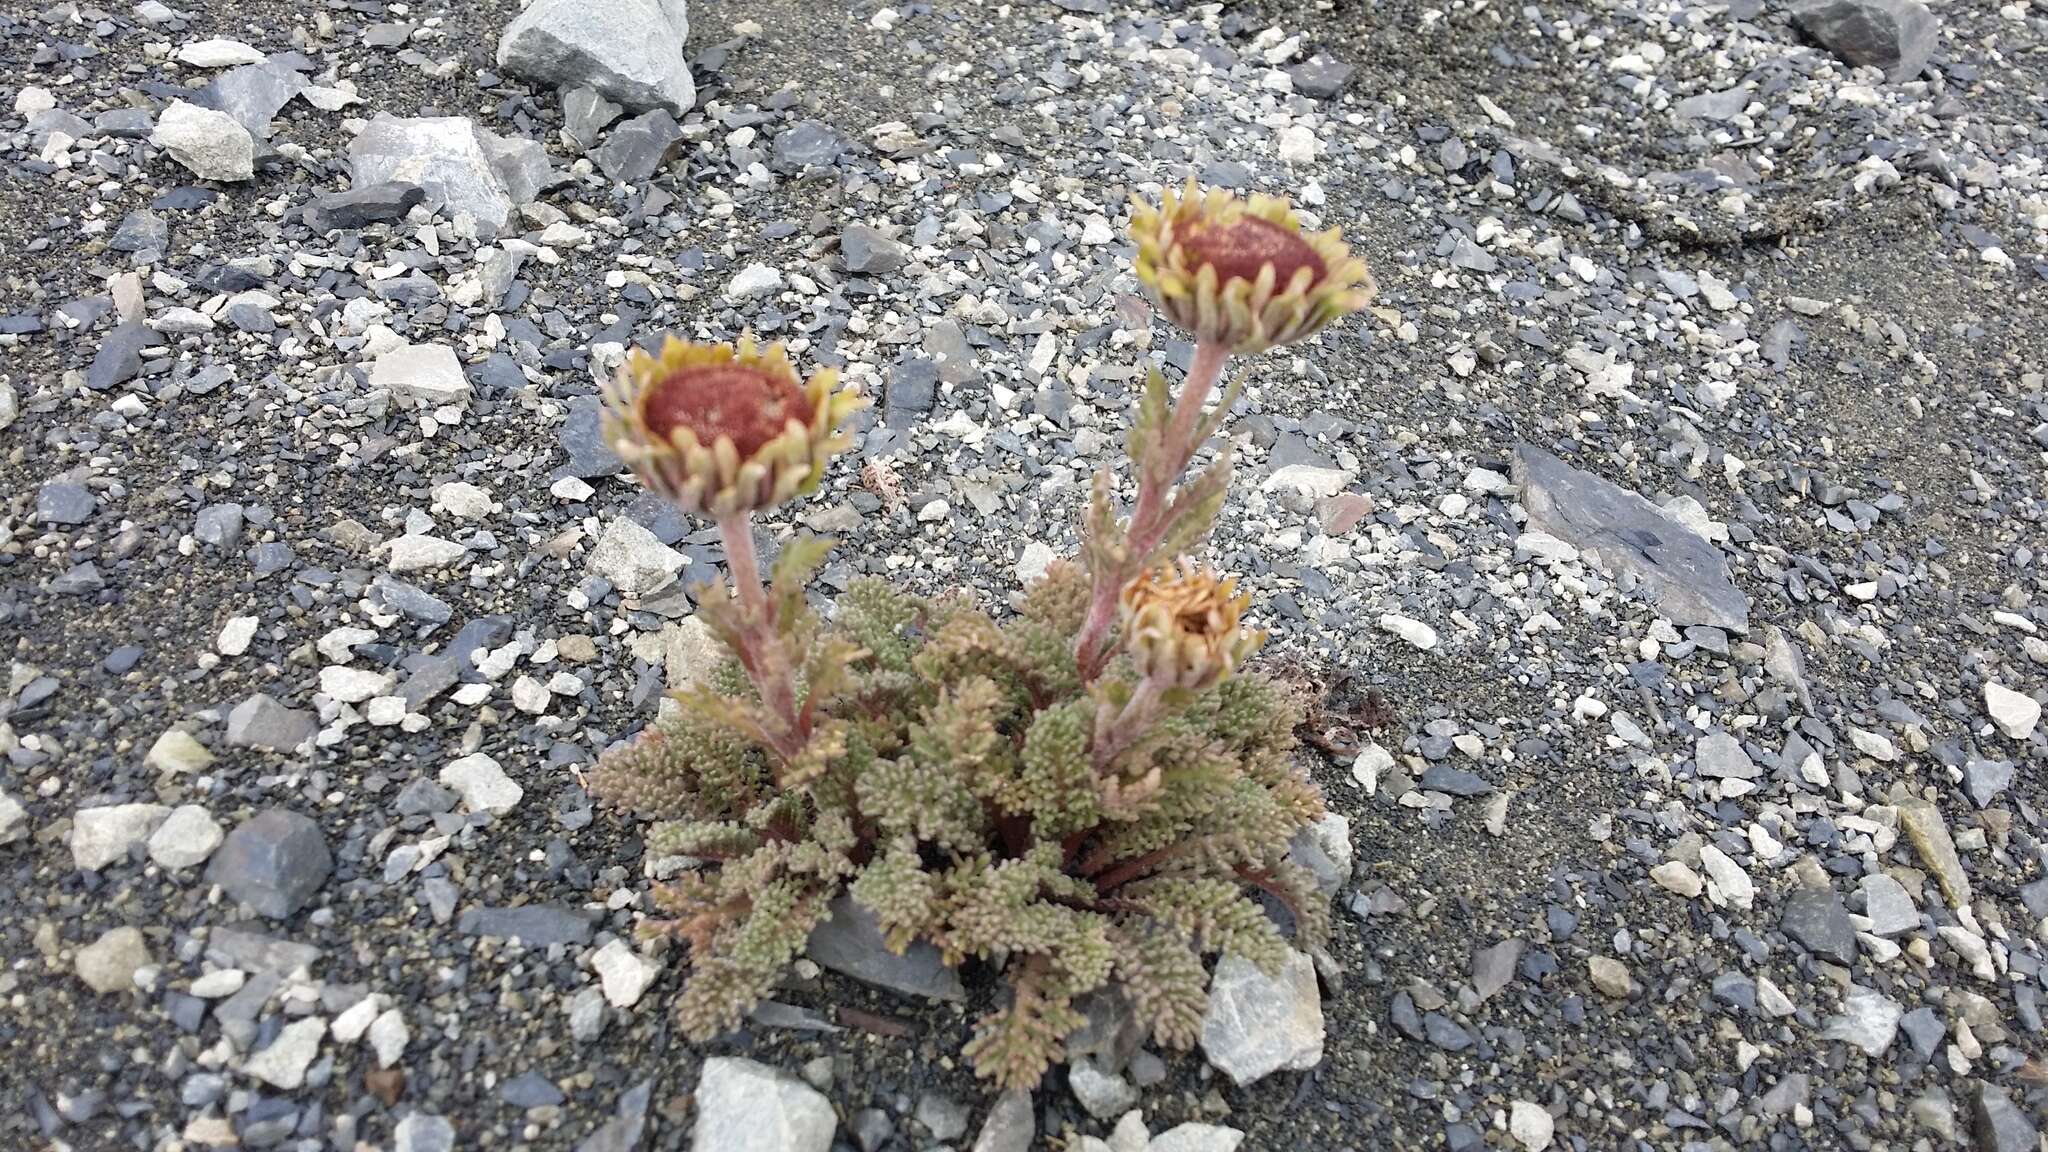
[1898,1006,1945,1059]
[1781,887,1856,964]
[691,1057,836,1152]
[348,116,542,235]
[1471,938,1523,1004]
[577,1079,653,1152]
[559,397,624,478]
[205,926,322,974]
[88,321,161,391]
[807,895,964,1001]
[95,107,155,137]
[1791,0,1939,81]
[1694,731,1759,780]
[151,100,255,181]
[36,481,96,526]
[207,810,333,919]
[199,57,305,137]
[1823,985,1902,1056]
[482,132,554,206]
[1673,87,1749,122]
[1974,1083,2038,1152]
[1961,758,2014,808]
[194,503,246,548]
[1287,813,1353,899]
[1285,54,1353,99]
[773,119,846,169]
[1515,442,1750,633]
[1199,950,1324,1086]
[498,0,694,115]
[394,1114,456,1152]
[109,210,169,253]
[304,182,425,231]
[500,1072,566,1109]
[1419,764,1492,796]
[1067,1057,1138,1120]
[885,355,939,425]
[50,562,106,595]
[914,1094,969,1142]
[1860,873,1919,936]
[593,108,683,184]
[459,904,599,947]
[563,87,624,151]
[841,223,907,274]
[226,692,316,753]
[71,804,171,871]
[971,1090,1034,1152]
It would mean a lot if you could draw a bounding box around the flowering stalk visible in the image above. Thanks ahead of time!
[1090,562,1263,768]
[1073,340,1230,682]
[1072,183,1374,685]
[713,510,805,760]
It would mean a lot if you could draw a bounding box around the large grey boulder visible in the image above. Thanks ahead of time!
[497,0,695,116]
[1791,0,1938,82]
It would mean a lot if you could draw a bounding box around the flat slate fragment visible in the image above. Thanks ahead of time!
[1514,442,1750,633]
[806,895,964,1001]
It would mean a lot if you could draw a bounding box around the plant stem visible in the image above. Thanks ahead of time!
[1074,339,1231,681]
[1091,676,1164,770]
[716,510,804,762]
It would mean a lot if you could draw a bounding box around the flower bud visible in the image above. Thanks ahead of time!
[1120,561,1264,691]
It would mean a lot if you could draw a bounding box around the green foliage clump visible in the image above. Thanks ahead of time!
[591,555,1327,1091]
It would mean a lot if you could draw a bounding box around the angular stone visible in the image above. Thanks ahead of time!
[371,343,472,406]
[460,904,599,947]
[226,693,317,753]
[577,1079,653,1152]
[1419,764,1490,796]
[348,116,535,234]
[1150,1126,1246,1152]
[1791,0,1939,81]
[589,516,686,596]
[773,119,845,169]
[691,1057,836,1152]
[498,0,694,114]
[1898,797,1971,908]
[151,100,255,181]
[841,223,907,274]
[243,1017,326,1089]
[971,1090,1033,1152]
[1066,1058,1137,1120]
[1285,55,1354,99]
[1984,682,2039,741]
[1694,730,1757,779]
[87,321,161,391]
[1471,938,1522,1003]
[1199,950,1324,1086]
[1515,442,1749,632]
[1781,887,1856,964]
[36,480,96,526]
[562,87,623,150]
[439,753,523,814]
[175,38,265,67]
[77,927,152,994]
[303,182,425,231]
[592,108,682,183]
[1860,873,1919,936]
[199,57,305,137]
[148,804,225,869]
[591,938,660,1008]
[71,803,172,870]
[807,895,964,1001]
[1822,985,1901,1056]
[1588,956,1633,998]
[1961,758,2015,808]
[207,810,333,919]
[1974,1083,2039,1152]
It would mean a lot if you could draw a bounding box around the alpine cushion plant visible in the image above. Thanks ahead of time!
[589,183,1375,1091]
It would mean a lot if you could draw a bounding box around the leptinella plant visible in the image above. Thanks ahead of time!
[589,181,1376,1091]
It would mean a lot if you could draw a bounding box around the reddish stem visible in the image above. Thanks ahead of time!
[1074,340,1231,681]
[716,510,806,764]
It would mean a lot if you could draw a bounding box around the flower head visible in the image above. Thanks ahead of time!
[604,335,865,517]
[1120,561,1265,691]
[1129,182,1375,354]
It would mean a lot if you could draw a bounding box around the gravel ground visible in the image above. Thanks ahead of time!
[3,0,2047,1150]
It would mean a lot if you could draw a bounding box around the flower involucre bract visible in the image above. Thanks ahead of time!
[1129,182,1375,354]
[603,335,865,516]
[1120,561,1265,691]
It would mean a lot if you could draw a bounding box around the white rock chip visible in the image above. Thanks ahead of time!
[1016,541,1058,585]
[1984,681,2039,740]
[1377,614,1439,651]
[440,753,523,814]
[243,1017,327,1089]
[368,1008,410,1068]
[71,803,172,870]
[1150,1124,1246,1152]
[1198,950,1324,1086]
[216,615,259,656]
[148,805,224,869]
[590,517,686,595]
[76,927,152,994]
[431,481,493,519]
[174,38,266,67]
[151,101,255,181]
[320,666,397,703]
[1508,1101,1555,1151]
[146,729,215,774]
[371,343,472,407]
[386,534,466,572]
[692,1057,837,1152]
[592,938,661,1008]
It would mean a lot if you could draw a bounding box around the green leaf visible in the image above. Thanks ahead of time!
[1191,366,1249,449]
[1152,444,1233,562]
[1126,364,1171,473]
[769,534,835,627]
